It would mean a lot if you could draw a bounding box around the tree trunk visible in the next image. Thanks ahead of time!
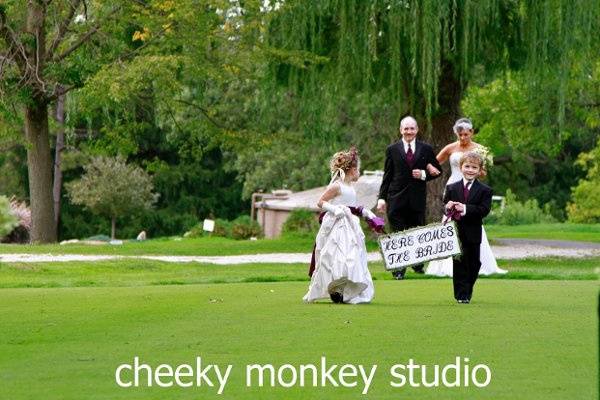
[53,92,65,238]
[421,60,463,222]
[25,100,57,243]
[111,217,116,240]
[22,1,56,243]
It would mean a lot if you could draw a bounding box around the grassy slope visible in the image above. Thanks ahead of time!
[0,257,598,289]
[0,280,596,400]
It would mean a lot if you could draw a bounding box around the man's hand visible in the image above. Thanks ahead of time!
[377,199,387,214]
[412,169,424,179]
[426,163,441,176]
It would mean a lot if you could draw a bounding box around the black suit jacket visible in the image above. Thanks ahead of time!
[378,140,442,212]
[443,179,493,244]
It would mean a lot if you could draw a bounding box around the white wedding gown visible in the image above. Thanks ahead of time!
[303,181,374,304]
[426,152,507,277]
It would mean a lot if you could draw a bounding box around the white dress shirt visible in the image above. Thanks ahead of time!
[460,178,475,216]
[401,139,426,181]
[377,139,426,208]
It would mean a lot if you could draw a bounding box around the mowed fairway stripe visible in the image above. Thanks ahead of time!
[0,280,596,400]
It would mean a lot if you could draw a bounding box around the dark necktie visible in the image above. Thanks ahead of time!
[406,143,414,166]
[463,181,472,201]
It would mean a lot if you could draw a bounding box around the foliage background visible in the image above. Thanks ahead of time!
[0,1,599,239]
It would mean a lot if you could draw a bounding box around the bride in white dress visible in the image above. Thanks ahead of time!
[426,118,507,277]
[303,147,374,304]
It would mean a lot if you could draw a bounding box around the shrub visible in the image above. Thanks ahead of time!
[1,198,31,243]
[230,215,262,240]
[213,219,234,237]
[567,141,600,223]
[137,210,197,240]
[542,200,567,222]
[185,218,233,238]
[567,180,600,223]
[0,196,18,238]
[184,216,260,240]
[486,189,556,225]
[9,198,31,230]
[184,223,203,238]
[282,209,320,237]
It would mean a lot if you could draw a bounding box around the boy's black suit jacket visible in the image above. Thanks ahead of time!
[443,179,492,244]
[378,140,442,212]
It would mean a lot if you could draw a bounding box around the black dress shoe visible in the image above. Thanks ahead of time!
[392,270,405,280]
[330,292,344,303]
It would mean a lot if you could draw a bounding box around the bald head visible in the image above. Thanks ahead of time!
[400,116,418,130]
[399,116,418,142]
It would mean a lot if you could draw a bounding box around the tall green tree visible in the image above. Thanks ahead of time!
[65,0,256,236]
[462,61,600,218]
[0,1,168,242]
[259,0,599,217]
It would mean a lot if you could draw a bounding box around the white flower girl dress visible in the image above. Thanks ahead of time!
[303,180,374,304]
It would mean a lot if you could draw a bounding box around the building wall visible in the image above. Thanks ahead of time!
[257,208,291,239]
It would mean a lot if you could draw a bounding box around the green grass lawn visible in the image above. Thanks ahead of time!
[0,279,597,400]
[0,224,598,257]
[0,257,598,289]
[0,235,318,256]
[485,223,600,242]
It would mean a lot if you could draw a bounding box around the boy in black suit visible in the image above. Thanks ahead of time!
[443,151,492,304]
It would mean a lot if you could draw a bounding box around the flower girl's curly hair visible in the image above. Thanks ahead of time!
[330,146,359,175]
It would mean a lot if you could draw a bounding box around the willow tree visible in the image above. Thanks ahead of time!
[0,1,168,242]
[261,0,599,216]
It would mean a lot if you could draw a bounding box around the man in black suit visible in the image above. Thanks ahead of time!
[377,116,442,279]
[443,152,492,303]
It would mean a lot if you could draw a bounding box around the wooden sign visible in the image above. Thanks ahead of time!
[378,222,462,271]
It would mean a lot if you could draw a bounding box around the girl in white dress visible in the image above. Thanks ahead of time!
[425,118,507,277]
[303,147,375,304]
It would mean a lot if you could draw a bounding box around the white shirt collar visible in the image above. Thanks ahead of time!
[401,138,415,151]
[463,178,475,186]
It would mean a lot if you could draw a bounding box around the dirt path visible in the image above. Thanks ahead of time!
[1,239,598,264]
